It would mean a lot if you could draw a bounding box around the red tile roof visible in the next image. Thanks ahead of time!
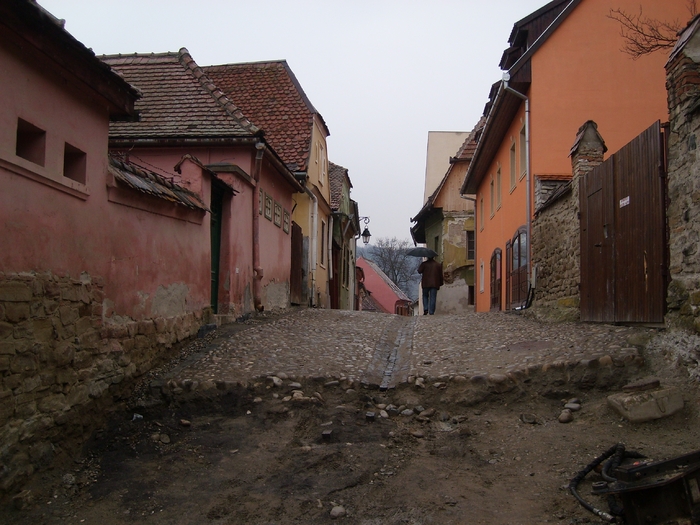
[102,49,261,140]
[329,162,351,211]
[204,60,328,173]
[108,154,208,211]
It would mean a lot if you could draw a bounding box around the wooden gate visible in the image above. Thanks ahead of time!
[579,121,668,323]
[290,222,303,305]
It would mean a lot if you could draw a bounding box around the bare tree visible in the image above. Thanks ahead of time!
[608,1,697,59]
[360,237,420,298]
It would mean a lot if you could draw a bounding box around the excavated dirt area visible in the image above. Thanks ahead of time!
[2,364,699,525]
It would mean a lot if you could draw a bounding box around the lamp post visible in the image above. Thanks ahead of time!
[359,217,371,245]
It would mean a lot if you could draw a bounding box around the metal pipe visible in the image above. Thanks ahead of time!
[252,142,265,312]
[304,186,318,307]
[502,75,532,297]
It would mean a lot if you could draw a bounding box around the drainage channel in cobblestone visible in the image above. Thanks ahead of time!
[361,316,416,390]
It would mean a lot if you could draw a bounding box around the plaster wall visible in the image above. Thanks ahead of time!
[423,131,469,202]
[474,108,528,312]
[0,47,212,320]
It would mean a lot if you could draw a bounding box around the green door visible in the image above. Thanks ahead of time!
[210,183,224,314]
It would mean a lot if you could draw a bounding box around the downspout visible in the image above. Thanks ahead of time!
[328,216,334,279]
[502,74,533,305]
[252,142,265,312]
[304,186,318,307]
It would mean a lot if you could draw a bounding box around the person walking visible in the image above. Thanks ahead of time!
[418,256,443,315]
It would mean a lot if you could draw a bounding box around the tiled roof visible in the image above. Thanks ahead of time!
[108,154,208,211]
[361,258,411,303]
[204,60,327,173]
[453,116,486,163]
[328,162,350,211]
[102,49,261,140]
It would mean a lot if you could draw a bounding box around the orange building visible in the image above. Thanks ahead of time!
[461,0,690,312]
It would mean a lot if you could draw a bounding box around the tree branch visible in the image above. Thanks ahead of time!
[607,4,694,59]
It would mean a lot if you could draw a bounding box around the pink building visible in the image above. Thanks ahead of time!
[103,49,305,315]
[0,1,302,493]
[356,258,412,315]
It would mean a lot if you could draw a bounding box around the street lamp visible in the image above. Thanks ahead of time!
[359,217,371,244]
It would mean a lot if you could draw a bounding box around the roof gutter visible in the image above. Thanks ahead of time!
[502,73,532,302]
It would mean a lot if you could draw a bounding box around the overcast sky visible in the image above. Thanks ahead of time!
[39,0,547,242]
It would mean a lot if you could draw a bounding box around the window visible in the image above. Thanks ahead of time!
[510,142,516,190]
[264,193,273,220]
[317,142,327,186]
[434,235,440,254]
[274,202,282,227]
[490,248,502,311]
[519,125,527,180]
[16,118,46,166]
[63,143,86,184]
[496,168,502,209]
[283,210,290,233]
[479,196,484,231]
[320,220,326,266]
[467,231,475,260]
[489,176,494,217]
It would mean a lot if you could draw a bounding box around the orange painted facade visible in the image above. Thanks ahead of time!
[468,0,690,313]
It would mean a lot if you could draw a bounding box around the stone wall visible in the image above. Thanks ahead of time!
[665,35,700,334]
[0,271,205,493]
[531,183,579,319]
[530,121,605,321]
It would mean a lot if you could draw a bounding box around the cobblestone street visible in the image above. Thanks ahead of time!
[9,308,699,525]
[162,308,650,395]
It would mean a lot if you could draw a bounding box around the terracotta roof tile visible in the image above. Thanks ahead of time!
[108,154,208,211]
[102,49,260,140]
[204,60,326,173]
[328,162,350,211]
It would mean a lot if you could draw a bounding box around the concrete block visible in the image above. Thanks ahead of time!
[607,387,684,423]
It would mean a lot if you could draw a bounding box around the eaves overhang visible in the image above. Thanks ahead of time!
[2,0,139,119]
[460,81,528,195]
[460,0,581,196]
[109,135,304,193]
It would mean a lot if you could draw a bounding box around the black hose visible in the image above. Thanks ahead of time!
[569,443,619,523]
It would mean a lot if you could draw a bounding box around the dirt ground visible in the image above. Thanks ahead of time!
[2,355,699,525]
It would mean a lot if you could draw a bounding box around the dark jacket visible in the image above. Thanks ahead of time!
[418,258,443,289]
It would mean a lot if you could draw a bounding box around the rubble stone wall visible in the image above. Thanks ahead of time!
[666,47,700,334]
[0,271,204,493]
[530,122,605,321]
[531,185,580,320]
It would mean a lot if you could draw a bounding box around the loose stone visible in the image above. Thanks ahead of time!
[418,408,435,418]
[330,505,346,519]
[564,403,581,412]
[558,410,574,423]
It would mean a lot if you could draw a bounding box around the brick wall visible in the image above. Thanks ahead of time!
[0,271,204,492]
[665,38,700,333]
